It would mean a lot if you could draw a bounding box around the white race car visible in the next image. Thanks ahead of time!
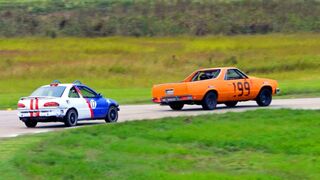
[17,81,119,128]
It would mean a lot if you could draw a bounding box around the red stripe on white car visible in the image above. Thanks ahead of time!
[75,86,93,118]
[85,99,94,118]
[76,86,94,118]
[75,86,82,96]
[30,99,34,117]
[35,98,40,117]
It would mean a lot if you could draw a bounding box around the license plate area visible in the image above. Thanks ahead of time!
[165,89,174,96]
[167,97,177,102]
[162,97,178,102]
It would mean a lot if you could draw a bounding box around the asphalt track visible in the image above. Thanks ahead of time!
[0,98,319,138]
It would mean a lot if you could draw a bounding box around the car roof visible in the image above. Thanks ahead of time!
[41,83,87,88]
[197,67,237,71]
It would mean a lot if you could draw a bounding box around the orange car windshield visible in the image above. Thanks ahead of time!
[191,69,221,81]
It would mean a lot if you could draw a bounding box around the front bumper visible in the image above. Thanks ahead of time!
[18,108,66,119]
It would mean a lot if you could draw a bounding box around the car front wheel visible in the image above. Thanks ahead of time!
[256,88,272,106]
[64,109,78,127]
[105,106,118,123]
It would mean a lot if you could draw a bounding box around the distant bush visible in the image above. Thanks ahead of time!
[0,0,319,37]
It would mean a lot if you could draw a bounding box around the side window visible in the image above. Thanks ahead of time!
[78,86,97,98]
[235,69,248,78]
[192,70,221,81]
[68,87,80,98]
[191,72,201,81]
[226,69,244,80]
[193,72,209,81]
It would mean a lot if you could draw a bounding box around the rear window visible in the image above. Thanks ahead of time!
[30,86,66,97]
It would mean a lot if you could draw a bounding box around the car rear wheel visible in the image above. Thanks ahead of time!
[202,92,217,110]
[105,106,118,123]
[64,109,78,127]
[169,103,184,111]
[225,101,238,108]
[24,120,37,128]
[256,88,272,106]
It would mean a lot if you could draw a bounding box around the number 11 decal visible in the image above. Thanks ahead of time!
[232,82,250,97]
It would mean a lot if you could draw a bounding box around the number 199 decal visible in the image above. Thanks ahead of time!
[233,82,250,97]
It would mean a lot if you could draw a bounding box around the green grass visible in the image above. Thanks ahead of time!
[0,34,320,109]
[1,109,320,179]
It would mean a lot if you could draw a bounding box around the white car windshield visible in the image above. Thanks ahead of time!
[30,86,66,97]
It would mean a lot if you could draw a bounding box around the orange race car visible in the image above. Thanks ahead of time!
[152,67,280,110]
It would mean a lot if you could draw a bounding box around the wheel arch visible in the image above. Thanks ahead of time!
[202,89,218,101]
[105,98,119,109]
[108,103,118,109]
[66,107,78,116]
[257,85,272,98]
[107,103,120,114]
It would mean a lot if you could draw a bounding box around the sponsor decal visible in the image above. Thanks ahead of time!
[90,99,97,109]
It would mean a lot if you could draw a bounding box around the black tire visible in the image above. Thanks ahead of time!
[24,120,37,128]
[105,106,118,123]
[169,103,184,111]
[64,109,78,127]
[225,101,238,108]
[256,88,272,106]
[202,92,217,110]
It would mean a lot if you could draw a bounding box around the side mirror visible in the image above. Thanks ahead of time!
[97,93,103,98]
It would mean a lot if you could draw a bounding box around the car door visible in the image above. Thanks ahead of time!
[90,95,108,119]
[224,69,252,101]
[76,85,108,119]
[186,70,221,100]
[68,86,89,119]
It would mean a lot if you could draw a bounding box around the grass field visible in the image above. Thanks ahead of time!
[0,109,320,179]
[0,33,320,108]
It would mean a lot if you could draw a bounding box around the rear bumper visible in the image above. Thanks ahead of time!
[19,116,64,122]
[18,108,66,119]
[153,95,193,104]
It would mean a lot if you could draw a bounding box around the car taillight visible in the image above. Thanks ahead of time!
[17,103,25,108]
[152,98,160,103]
[44,102,60,107]
[179,95,193,101]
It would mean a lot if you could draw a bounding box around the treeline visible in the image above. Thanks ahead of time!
[0,0,319,37]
